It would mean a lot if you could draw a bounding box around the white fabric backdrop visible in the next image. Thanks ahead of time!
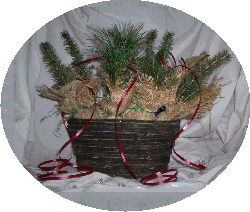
[1,0,250,210]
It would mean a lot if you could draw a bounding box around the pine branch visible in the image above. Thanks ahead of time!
[39,42,74,89]
[176,50,232,102]
[157,31,175,61]
[91,22,146,85]
[60,31,91,79]
[60,31,83,64]
[139,30,177,88]
[145,29,157,52]
[139,30,157,79]
[185,52,209,68]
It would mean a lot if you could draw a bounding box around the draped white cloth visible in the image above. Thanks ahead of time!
[2,0,249,210]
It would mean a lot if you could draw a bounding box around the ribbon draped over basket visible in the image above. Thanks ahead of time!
[38,54,206,185]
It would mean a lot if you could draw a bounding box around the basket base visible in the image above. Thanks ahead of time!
[67,119,180,179]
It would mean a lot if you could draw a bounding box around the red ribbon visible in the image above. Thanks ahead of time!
[38,54,206,184]
[114,56,205,185]
[158,53,206,171]
[74,57,101,67]
[114,66,178,185]
[38,78,96,181]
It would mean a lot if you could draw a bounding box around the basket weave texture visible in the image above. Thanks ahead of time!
[67,118,180,179]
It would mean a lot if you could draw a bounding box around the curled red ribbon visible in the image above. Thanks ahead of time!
[38,77,96,181]
[158,53,206,171]
[114,54,206,185]
[114,66,178,185]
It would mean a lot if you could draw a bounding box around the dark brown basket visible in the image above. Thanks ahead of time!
[67,118,180,179]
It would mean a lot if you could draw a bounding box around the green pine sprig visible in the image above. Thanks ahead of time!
[39,42,74,89]
[139,30,177,88]
[60,31,92,79]
[60,31,83,65]
[176,50,232,102]
[39,31,93,89]
[157,31,175,61]
[91,22,146,85]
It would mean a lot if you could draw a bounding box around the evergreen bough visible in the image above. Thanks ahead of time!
[139,30,177,88]
[176,50,232,102]
[91,22,146,85]
[39,24,232,105]
[39,31,92,89]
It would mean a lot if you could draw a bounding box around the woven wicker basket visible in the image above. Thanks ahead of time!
[67,118,180,179]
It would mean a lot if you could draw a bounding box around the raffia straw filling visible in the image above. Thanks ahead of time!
[38,65,222,120]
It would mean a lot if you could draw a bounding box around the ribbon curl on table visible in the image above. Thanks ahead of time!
[38,54,206,184]
[37,58,100,181]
